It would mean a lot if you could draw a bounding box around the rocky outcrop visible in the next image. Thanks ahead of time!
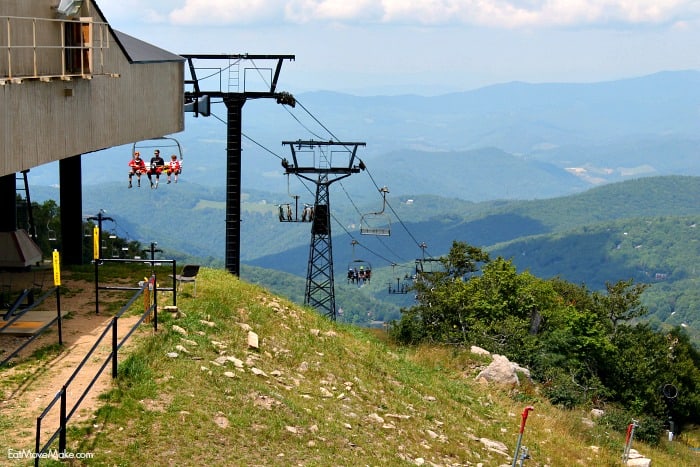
[473,350,531,386]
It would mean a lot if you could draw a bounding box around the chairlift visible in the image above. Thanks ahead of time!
[278,174,313,223]
[111,246,119,258]
[346,239,372,286]
[360,186,391,236]
[387,264,411,295]
[131,136,184,185]
[414,257,446,283]
[346,259,372,286]
[47,221,57,242]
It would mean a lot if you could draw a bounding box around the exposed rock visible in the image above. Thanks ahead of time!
[475,354,528,386]
[471,346,491,356]
[581,417,595,428]
[248,331,259,349]
[479,437,509,456]
[211,340,227,350]
[166,352,179,358]
[171,325,188,336]
[626,449,652,466]
[590,408,605,418]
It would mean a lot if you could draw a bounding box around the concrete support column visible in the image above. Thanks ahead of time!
[59,155,84,265]
[0,173,16,232]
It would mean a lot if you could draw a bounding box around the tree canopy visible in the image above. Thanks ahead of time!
[390,241,700,442]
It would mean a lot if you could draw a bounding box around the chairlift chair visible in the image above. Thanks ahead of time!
[360,213,391,236]
[170,264,201,297]
[387,264,411,295]
[347,259,372,285]
[131,136,184,183]
[277,174,313,223]
[47,222,57,242]
[360,186,391,236]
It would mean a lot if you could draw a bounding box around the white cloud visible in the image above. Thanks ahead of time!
[105,0,698,28]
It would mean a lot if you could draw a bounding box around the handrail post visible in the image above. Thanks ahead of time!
[172,260,177,307]
[35,417,41,467]
[152,274,158,332]
[59,386,67,454]
[111,317,118,378]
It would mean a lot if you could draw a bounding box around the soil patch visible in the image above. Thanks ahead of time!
[0,269,155,455]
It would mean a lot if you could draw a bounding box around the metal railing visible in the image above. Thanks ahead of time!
[94,258,177,314]
[0,286,62,367]
[0,15,113,81]
[34,278,159,464]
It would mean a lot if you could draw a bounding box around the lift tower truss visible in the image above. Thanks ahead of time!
[282,140,366,320]
[182,54,296,276]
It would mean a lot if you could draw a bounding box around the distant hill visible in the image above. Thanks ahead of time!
[26,70,700,198]
[29,175,700,343]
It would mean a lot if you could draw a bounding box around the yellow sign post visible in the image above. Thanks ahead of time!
[52,249,61,286]
[92,226,100,260]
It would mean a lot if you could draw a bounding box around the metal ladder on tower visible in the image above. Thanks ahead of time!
[227,57,240,93]
[15,169,36,241]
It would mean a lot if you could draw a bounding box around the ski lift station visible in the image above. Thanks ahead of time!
[0,0,184,267]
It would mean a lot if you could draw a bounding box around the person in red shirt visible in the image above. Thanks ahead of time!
[128,152,146,188]
[166,154,181,184]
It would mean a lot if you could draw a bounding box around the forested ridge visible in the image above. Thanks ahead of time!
[390,241,700,443]
[28,175,700,342]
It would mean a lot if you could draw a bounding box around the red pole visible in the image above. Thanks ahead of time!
[512,406,535,466]
[520,406,534,433]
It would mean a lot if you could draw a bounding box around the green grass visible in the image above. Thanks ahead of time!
[12,268,700,465]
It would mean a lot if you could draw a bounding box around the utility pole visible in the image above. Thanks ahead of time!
[282,140,365,320]
[181,54,295,277]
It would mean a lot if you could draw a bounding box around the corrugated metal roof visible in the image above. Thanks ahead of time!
[113,30,184,64]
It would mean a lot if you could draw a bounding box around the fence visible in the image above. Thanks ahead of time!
[94,258,177,314]
[0,286,62,367]
[34,276,160,465]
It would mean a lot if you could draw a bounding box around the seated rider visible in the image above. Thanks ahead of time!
[147,149,165,188]
[128,152,146,188]
[166,154,181,184]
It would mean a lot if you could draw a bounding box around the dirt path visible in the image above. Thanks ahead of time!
[0,275,152,457]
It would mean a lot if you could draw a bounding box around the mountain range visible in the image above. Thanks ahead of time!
[26,69,700,201]
[24,70,700,342]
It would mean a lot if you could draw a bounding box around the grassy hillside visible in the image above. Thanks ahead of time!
[13,268,695,466]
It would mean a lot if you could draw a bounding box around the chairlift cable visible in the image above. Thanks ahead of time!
[287,98,433,260]
[210,96,434,265]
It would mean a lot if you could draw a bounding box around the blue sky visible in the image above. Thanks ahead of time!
[95,0,700,95]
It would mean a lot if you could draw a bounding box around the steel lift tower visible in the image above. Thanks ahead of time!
[282,140,366,320]
[182,54,296,276]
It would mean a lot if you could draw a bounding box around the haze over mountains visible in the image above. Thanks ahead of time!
[29,69,700,202]
[25,70,700,337]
